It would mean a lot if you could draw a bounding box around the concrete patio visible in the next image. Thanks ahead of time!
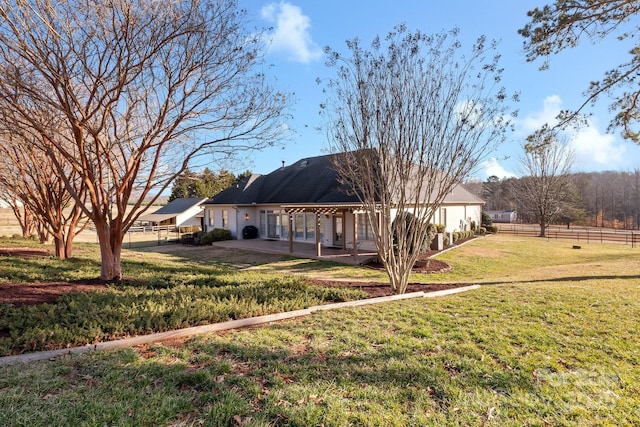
[211,238,378,266]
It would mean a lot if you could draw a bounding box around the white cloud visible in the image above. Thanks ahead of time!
[520,95,629,171]
[569,124,626,170]
[261,2,322,63]
[480,157,517,180]
[521,95,563,132]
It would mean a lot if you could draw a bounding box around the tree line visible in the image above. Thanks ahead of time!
[475,168,640,230]
[168,168,251,202]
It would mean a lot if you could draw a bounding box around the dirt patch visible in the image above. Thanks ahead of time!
[310,258,463,298]
[364,257,452,274]
[0,246,50,258]
[0,280,109,306]
[0,245,463,305]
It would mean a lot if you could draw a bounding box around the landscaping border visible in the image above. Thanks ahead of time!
[0,285,480,367]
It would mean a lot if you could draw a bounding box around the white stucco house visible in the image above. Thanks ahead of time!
[202,153,484,256]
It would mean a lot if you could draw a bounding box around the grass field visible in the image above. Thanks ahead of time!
[1,234,640,425]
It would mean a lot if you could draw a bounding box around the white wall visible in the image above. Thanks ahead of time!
[175,205,204,228]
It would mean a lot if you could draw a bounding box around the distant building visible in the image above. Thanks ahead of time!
[486,210,517,223]
[139,198,206,231]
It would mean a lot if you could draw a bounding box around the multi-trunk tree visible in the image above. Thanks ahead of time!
[514,126,575,237]
[0,0,291,280]
[323,25,518,294]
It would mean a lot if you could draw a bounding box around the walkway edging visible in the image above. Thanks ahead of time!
[0,285,480,367]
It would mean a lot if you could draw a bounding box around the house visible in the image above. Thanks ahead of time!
[485,210,517,223]
[139,197,207,231]
[202,153,484,256]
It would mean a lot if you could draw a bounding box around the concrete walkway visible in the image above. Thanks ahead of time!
[211,238,378,266]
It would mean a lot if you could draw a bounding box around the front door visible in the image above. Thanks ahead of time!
[332,215,343,247]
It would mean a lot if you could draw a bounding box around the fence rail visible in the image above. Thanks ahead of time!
[497,225,639,248]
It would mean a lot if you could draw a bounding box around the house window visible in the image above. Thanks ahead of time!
[281,213,289,239]
[357,213,376,241]
[208,211,214,227]
[305,212,315,240]
[294,213,304,239]
[222,210,228,228]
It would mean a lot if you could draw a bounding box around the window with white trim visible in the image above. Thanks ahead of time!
[357,213,376,241]
[222,210,228,228]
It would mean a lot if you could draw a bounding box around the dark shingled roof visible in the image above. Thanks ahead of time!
[151,197,207,214]
[206,152,484,206]
[207,153,360,205]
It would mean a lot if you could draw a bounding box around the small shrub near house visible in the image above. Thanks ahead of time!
[199,228,232,245]
[485,225,499,233]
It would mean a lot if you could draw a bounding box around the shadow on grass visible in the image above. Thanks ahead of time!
[478,274,640,287]
[120,334,536,425]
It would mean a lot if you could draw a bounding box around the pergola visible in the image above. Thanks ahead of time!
[281,203,364,258]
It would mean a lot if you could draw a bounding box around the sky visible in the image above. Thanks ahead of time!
[231,0,640,180]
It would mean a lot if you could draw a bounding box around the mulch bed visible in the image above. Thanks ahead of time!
[0,246,466,305]
[0,246,50,258]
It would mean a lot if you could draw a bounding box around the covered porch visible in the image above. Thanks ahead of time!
[281,203,372,261]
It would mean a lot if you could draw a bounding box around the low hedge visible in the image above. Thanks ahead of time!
[199,228,232,245]
[0,276,366,356]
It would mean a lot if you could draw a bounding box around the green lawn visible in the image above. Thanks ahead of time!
[1,235,640,426]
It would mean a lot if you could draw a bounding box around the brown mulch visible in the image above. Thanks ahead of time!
[0,246,50,258]
[0,280,109,306]
[0,246,465,305]
[0,246,108,306]
[310,257,463,298]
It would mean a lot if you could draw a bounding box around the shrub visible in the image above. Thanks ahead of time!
[435,223,446,234]
[481,212,493,228]
[393,212,429,254]
[485,225,499,234]
[200,228,232,245]
[476,226,486,235]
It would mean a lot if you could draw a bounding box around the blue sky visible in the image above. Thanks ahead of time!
[233,0,640,180]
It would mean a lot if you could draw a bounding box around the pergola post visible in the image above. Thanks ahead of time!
[288,213,294,254]
[315,211,322,257]
[341,210,347,251]
[352,211,358,261]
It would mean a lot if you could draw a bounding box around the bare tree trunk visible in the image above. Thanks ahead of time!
[37,223,50,244]
[10,205,33,238]
[53,234,66,260]
[94,219,122,281]
[539,222,546,237]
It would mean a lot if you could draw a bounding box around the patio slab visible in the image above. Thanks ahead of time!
[211,238,377,266]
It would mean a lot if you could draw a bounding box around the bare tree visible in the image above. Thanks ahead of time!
[0,130,89,258]
[515,126,575,237]
[323,26,517,294]
[0,194,34,238]
[0,0,291,280]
